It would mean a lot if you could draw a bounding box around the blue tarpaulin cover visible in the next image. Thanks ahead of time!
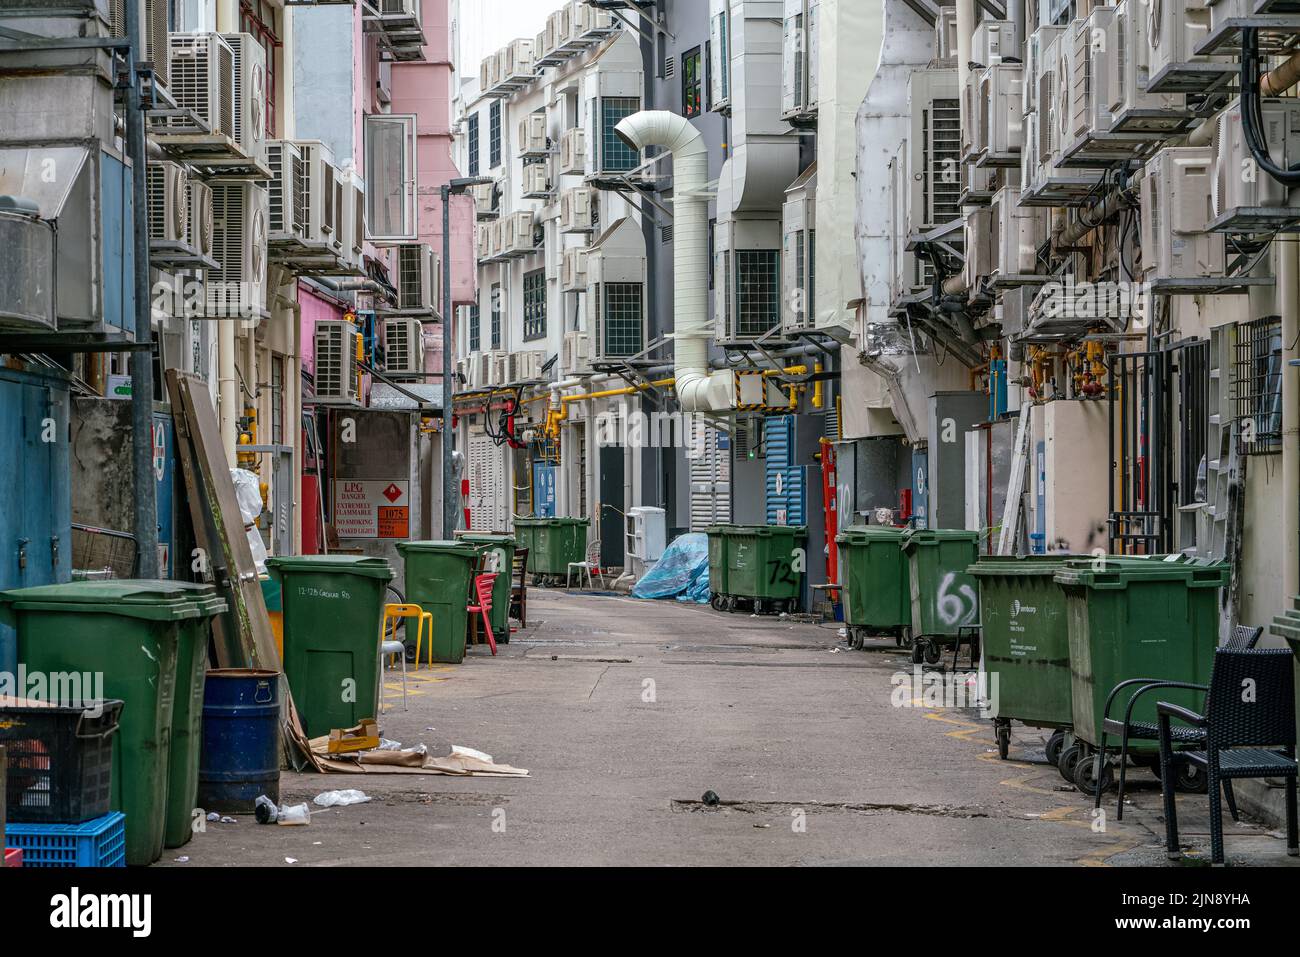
[631,532,710,604]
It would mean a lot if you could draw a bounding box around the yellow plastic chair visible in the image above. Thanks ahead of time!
[381,603,435,670]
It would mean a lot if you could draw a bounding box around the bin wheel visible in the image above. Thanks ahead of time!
[894,634,903,647]
[1045,730,1066,770]
[922,640,942,665]
[710,594,727,612]
[853,628,866,651]
[1058,743,1083,783]
[1173,761,1208,794]
[1136,754,1162,779]
[911,640,925,665]
[725,596,738,613]
[995,721,1011,760]
[1073,753,1115,796]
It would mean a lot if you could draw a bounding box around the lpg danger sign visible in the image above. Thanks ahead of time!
[335,480,410,539]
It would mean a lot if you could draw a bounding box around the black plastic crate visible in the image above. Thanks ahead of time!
[0,699,122,824]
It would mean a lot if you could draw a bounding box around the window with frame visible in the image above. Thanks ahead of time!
[602,282,644,358]
[467,113,480,177]
[523,269,547,341]
[1235,316,1283,455]
[600,97,640,173]
[490,101,502,169]
[490,283,502,349]
[734,250,781,338]
[682,47,703,119]
[468,303,481,353]
[712,10,730,104]
[364,113,417,242]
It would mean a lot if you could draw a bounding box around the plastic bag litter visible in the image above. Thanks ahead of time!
[313,789,371,808]
[631,532,710,604]
[230,468,268,575]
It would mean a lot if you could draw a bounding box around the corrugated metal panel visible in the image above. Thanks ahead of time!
[689,419,732,530]
[764,415,804,525]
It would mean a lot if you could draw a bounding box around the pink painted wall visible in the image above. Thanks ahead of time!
[390,0,477,312]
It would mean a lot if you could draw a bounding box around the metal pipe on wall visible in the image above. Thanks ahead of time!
[125,0,159,578]
[1281,225,1299,603]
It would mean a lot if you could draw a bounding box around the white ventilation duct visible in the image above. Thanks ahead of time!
[615,111,735,413]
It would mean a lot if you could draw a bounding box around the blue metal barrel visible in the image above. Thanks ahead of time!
[197,669,281,812]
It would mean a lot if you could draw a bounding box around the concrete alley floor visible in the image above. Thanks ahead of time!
[163,590,1300,867]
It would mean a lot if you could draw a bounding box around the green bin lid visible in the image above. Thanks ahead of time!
[968,555,1083,577]
[836,525,905,545]
[455,533,517,546]
[1054,558,1230,589]
[901,528,980,550]
[265,554,396,581]
[705,525,736,535]
[731,525,807,537]
[0,579,215,621]
[395,540,480,558]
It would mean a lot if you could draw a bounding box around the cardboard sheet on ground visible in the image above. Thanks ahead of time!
[306,736,529,776]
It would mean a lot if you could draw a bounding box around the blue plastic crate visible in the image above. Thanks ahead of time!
[4,812,127,867]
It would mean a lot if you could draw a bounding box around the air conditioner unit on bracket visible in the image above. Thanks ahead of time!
[208,181,268,318]
[185,176,214,262]
[296,140,341,253]
[781,0,819,126]
[1021,32,1104,206]
[962,204,997,293]
[1210,97,1300,232]
[1148,0,1235,94]
[506,210,541,256]
[221,33,267,166]
[518,112,549,158]
[165,33,235,139]
[977,62,1023,168]
[1139,146,1225,290]
[562,247,590,292]
[560,128,586,176]
[383,316,426,377]
[471,180,500,219]
[991,185,1048,282]
[313,319,362,405]
[564,329,593,374]
[560,186,597,233]
[146,159,189,246]
[266,139,307,246]
[522,163,552,198]
[1102,0,1194,136]
[394,242,439,314]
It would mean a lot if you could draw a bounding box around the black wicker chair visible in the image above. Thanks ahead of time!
[1094,625,1264,820]
[1158,647,1298,866]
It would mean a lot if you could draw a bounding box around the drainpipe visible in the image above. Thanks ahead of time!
[219,322,238,465]
[125,0,159,577]
[615,111,735,413]
[274,282,303,554]
[1282,228,1299,604]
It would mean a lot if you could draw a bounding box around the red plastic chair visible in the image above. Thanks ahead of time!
[467,572,499,656]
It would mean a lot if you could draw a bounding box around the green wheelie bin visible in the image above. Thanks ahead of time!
[705,525,733,611]
[900,528,980,665]
[969,556,1077,764]
[396,540,479,664]
[1,580,207,866]
[836,526,911,648]
[512,517,589,585]
[266,555,394,738]
[455,533,516,643]
[1054,557,1230,794]
[725,525,806,614]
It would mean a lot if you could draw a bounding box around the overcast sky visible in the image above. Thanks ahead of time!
[457,0,551,82]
